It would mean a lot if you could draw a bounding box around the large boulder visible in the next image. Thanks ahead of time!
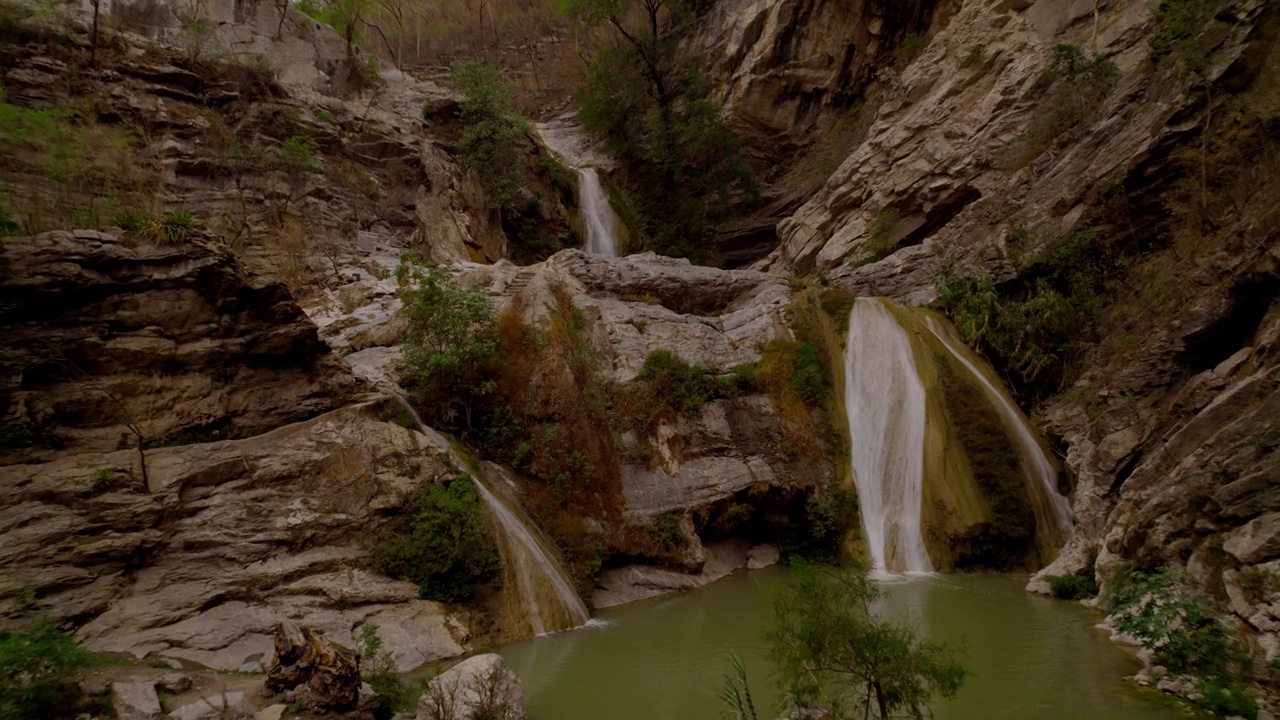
[264,622,362,712]
[416,654,525,720]
[111,680,162,720]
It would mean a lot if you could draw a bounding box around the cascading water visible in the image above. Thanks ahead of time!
[844,298,933,574]
[384,392,590,634]
[921,316,1074,551]
[577,168,620,257]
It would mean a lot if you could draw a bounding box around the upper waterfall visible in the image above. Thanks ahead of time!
[532,117,623,257]
[844,298,933,573]
[578,167,621,257]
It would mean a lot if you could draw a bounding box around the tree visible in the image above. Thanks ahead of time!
[767,563,967,720]
[450,61,531,215]
[561,0,754,260]
[398,265,499,433]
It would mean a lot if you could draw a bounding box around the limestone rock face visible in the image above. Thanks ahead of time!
[1224,513,1280,566]
[417,654,525,720]
[766,0,1268,288]
[2,404,467,671]
[459,250,833,588]
[620,396,824,521]
[698,0,940,155]
[459,250,794,382]
[0,231,356,464]
[264,622,361,712]
[1027,247,1280,656]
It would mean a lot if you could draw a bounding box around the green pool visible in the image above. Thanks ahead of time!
[498,568,1190,719]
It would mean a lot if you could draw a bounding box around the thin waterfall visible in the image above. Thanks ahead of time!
[577,168,620,257]
[921,316,1074,550]
[844,298,933,574]
[383,391,591,634]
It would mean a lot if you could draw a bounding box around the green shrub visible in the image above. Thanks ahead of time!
[768,562,967,719]
[275,134,319,173]
[858,207,901,264]
[372,477,500,603]
[1106,567,1238,679]
[0,419,35,449]
[934,228,1112,399]
[616,349,725,434]
[1048,573,1099,600]
[1198,681,1257,719]
[451,61,530,212]
[648,512,685,552]
[0,612,94,720]
[1149,0,1233,73]
[399,265,499,436]
[786,485,859,562]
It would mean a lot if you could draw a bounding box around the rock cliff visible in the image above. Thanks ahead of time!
[730,0,1280,669]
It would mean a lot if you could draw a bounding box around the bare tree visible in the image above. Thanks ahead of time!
[49,359,151,489]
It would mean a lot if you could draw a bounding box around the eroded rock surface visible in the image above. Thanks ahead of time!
[0,231,356,463]
[766,0,1269,292]
[2,403,467,671]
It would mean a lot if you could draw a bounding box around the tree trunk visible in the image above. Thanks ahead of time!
[135,437,149,491]
[91,0,100,67]
[873,681,889,720]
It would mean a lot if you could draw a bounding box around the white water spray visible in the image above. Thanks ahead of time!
[578,168,620,257]
[384,392,590,634]
[921,316,1074,548]
[844,298,933,573]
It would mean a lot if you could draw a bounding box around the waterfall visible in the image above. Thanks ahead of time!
[577,168,621,257]
[921,316,1074,551]
[384,392,591,634]
[844,298,933,573]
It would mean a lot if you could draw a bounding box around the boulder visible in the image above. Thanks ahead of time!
[155,673,194,694]
[416,654,525,720]
[167,691,255,720]
[112,680,162,720]
[264,622,362,712]
[1224,512,1280,565]
[255,705,286,720]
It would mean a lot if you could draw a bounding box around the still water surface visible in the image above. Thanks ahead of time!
[498,568,1188,719]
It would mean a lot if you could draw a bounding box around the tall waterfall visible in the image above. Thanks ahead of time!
[577,168,620,257]
[921,317,1074,550]
[844,298,933,573]
[385,392,590,634]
